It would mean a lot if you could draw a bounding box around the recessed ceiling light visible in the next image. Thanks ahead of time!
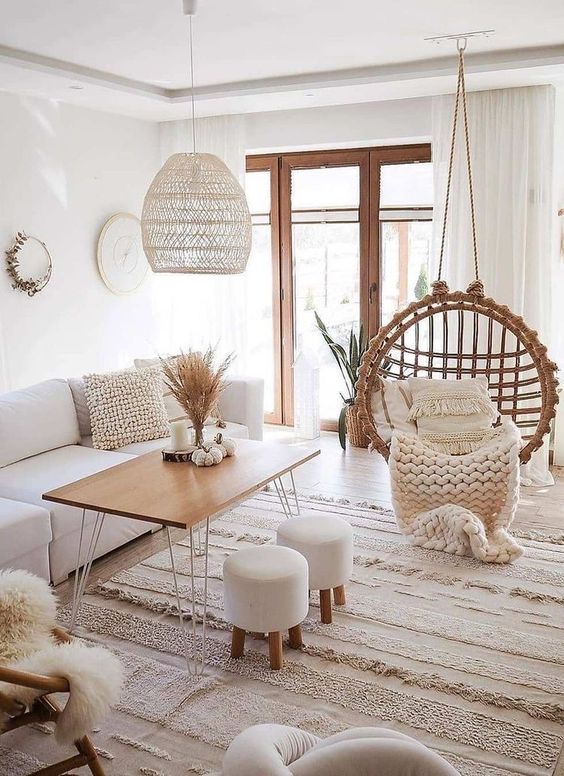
[305,93,314,97]
[69,84,84,90]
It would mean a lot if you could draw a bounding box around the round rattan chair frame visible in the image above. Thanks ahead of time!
[356,284,559,464]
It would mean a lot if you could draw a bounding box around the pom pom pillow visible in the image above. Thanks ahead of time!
[407,376,499,454]
[84,367,169,450]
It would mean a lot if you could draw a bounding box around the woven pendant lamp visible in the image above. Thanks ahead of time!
[141,1,251,274]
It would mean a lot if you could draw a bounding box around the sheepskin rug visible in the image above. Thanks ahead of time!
[0,569,123,743]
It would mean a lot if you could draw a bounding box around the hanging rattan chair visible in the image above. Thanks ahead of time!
[356,43,559,466]
[356,279,559,464]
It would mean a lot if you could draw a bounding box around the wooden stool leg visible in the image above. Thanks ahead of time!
[320,589,332,624]
[231,626,246,659]
[288,624,303,649]
[333,584,346,606]
[268,631,283,670]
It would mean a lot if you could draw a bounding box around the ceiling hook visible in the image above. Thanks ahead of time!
[456,37,468,52]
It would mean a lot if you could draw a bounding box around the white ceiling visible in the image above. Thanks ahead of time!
[0,0,563,121]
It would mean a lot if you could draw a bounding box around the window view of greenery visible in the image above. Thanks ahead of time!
[292,166,361,422]
[380,221,433,321]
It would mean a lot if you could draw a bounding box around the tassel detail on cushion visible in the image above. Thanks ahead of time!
[419,429,499,455]
[407,391,498,421]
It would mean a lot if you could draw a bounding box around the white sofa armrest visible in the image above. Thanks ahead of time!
[218,377,264,441]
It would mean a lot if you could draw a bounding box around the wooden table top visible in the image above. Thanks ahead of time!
[43,440,320,529]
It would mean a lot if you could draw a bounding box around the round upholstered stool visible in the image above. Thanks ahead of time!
[276,515,353,624]
[223,545,309,670]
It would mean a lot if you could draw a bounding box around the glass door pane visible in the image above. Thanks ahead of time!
[245,169,276,417]
[379,162,433,325]
[291,165,361,422]
[380,221,433,323]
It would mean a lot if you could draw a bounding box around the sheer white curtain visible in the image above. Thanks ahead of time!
[432,85,556,485]
[150,115,250,372]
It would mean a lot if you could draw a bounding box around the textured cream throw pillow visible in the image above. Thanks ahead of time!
[407,376,499,454]
[370,378,417,443]
[84,368,169,450]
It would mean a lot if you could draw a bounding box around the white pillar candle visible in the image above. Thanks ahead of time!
[170,420,191,451]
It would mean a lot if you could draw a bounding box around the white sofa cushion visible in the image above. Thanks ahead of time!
[0,497,52,566]
[0,445,133,539]
[67,377,92,437]
[79,420,249,455]
[0,380,80,468]
[217,377,264,441]
[116,420,250,455]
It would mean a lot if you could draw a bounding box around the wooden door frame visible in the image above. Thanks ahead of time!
[247,142,431,427]
[279,149,370,427]
[368,143,432,334]
[245,155,283,424]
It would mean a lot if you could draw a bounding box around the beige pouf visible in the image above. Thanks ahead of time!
[277,515,353,624]
[223,545,309,670]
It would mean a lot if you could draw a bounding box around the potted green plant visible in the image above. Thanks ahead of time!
[315,312,370,450]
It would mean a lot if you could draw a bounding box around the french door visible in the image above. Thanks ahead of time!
[245,144,432,428]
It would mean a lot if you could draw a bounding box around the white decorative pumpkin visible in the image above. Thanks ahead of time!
[213,433,237,457]
[190,434,235,466]
[222,437,237,456]
[192,448,222,467]
[209,446,224,464]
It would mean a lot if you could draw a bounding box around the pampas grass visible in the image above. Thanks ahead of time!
[160,347,233,446]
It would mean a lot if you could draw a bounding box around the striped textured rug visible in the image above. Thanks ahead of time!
[5,490,564,776]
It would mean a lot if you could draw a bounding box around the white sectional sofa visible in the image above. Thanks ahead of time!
[0,375,263,585]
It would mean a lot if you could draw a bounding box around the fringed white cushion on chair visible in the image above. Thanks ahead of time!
[406,376,499,454]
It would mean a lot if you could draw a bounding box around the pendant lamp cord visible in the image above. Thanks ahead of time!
[437,40,479,282]
[188,14,196,154]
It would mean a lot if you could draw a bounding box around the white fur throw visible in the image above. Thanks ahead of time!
[389,420,523,563]
[0,569,123,743]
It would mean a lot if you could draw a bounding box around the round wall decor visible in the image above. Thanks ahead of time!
[5,231,52,297]
[97,213,148,294]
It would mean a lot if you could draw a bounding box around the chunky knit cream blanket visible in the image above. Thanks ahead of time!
[389,419,523,564]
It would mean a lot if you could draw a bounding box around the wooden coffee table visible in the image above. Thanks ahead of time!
[43,439,319,673]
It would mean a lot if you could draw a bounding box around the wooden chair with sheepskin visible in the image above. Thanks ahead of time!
[0,569,123,776]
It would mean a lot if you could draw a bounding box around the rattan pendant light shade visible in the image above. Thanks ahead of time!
[140,1,252,274]
[141,152,252,274]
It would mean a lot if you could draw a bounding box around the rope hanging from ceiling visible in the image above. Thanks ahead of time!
[356,39,559,463]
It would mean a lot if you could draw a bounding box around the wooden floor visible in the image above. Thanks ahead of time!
[55,428,564,603]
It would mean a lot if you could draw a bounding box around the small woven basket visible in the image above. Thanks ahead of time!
[346,402,370,448]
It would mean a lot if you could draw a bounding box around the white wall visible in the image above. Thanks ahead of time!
[243,96,432,153]
[0,93,161,391]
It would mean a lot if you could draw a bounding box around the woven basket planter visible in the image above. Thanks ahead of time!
[346,402,370,448]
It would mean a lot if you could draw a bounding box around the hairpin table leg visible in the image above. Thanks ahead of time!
[278,477,294,517]
[167,518,210,676]
[289,469,301,515]
[70,510,106,632]
[273,478,291,518]
[193,520,206,557]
